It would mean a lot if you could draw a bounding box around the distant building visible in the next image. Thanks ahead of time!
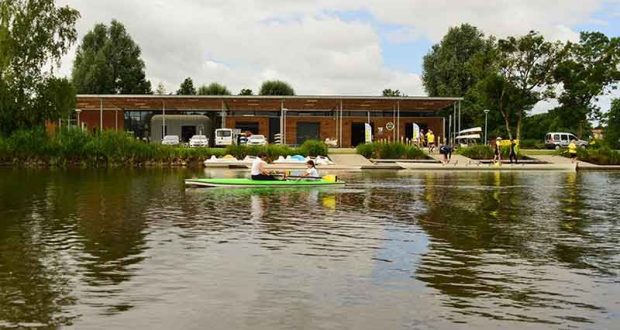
[592,127,604,140]
[75,95,463,147]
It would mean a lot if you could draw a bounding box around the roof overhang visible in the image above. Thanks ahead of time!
[76,95,462,112]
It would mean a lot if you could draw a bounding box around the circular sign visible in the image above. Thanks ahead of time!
[386,122,395,131]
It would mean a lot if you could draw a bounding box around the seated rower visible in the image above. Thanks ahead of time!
[302,160,319,178]
[251,152,279,180]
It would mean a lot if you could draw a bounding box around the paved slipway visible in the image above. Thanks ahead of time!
[234,150,619,171]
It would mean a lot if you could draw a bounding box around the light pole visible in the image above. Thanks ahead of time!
[75,109,82,130]
[483,109,490,144]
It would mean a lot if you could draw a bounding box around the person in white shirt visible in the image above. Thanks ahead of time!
[302,160,319,178]
[251,153,278,180]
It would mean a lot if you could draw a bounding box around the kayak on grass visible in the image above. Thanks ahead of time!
[184,177,345,188]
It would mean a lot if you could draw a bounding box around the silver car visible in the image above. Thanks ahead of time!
[545,132,587,149]
[161,135,180,146]
[247,135,267,146]
[189,135,209,147]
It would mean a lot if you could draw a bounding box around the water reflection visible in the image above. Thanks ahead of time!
[411,171,618,325]
[0,169,618,329]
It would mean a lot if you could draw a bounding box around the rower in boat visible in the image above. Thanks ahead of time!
[251,152,284,180]
[302,160,319,179]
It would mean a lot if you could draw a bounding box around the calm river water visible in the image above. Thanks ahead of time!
[0,169,618,329]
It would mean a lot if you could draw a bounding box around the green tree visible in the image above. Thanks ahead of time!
[0,0,80,134]
[259,80,295,95]
[422,24,494,129]
[553,32,620,137]
[422,24,489,97]
[72,20,151,94]
[176,77,196,95]
[197,82,231,95]
[238,88,253,95]
[605,99,620,148]
[472,31,565,140]
[382,89,404,97]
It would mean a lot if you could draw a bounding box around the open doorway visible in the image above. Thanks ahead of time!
[351,122,373,147]
[181,125,196,142]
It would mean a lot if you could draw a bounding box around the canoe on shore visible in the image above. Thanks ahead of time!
[185,178,345,188]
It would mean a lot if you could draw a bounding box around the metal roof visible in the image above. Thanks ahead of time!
[76,94,462,112]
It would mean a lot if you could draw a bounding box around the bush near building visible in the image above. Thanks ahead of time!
[456,145,524,159]
[0,130,330,167]
[356,143,427,159]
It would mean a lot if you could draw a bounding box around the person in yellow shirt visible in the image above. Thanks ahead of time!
[426,129,435,153]
[568,139,577,163]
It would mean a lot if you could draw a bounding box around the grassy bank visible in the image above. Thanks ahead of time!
[574,147,620,165]
[0,129,328,167]
[456,145,525,159]
[356,142,428,159]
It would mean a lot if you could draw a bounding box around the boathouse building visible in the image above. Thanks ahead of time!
[75,95,463,147]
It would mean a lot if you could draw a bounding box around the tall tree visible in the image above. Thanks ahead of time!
[238,88,253,96]
[605,99,620,148]
[176,77,196,95]
[553,32,620,137]
[0,0,80,134]
[422,24,493,128]
[198,82,231,95]
[72,20,151,94]
[382,89,404,97]
[259,80,295,96]
[422,24,489,97]
[472,31,565,140]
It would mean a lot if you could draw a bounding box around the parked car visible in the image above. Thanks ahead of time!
[545,132,587,149]
[189,135,209,147]
[161,135,180,146]
[247,134,267,146]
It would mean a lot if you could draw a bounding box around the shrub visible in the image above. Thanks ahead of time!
[356,143,374,158]
[299,140,328,157]
[575,147,620,165]
[519,139,545,149]
[405,146,427,159]
[379,143,407,159]
[457,145,494,159]
[356,142,427,159]
[225,144,299,160]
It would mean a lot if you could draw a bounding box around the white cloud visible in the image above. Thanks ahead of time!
[55,0,616,103]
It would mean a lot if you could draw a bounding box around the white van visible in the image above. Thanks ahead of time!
[545,132,587,149]
[215,128,241,146]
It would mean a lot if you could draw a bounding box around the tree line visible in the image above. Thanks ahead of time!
[421,24,620,143]
[1,1,619,147]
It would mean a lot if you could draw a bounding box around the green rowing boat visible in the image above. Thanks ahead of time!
[185,178,345,188]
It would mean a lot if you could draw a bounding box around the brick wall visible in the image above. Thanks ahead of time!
[79,109,125,132]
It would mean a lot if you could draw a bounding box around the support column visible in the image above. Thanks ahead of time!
[162,101,166,139]
[458,100,461,133]
[448,114,452,146]
[397,100,400,141]
[115,109,118,131]
[339,99,343,148]
[453,103,457,145]
[99,98,103,131]
[221,100,226,129]
[393,103,396,141]
[442,117,446,145]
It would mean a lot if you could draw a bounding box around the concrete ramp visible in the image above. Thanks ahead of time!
[329,154,373,166]
[427,152,477,165]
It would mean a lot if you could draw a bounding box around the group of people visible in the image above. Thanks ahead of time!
[251,152,319,181]
[416,129,436,152]
[492,137,519,164]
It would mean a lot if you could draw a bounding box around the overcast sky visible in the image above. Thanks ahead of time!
[56,0,620,112]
